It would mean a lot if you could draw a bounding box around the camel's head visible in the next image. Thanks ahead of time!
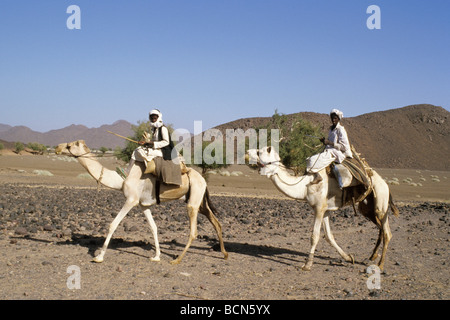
[247,146,281,177]
[55,140,91,157]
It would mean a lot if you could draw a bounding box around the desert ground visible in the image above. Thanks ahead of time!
[0,151,448,302]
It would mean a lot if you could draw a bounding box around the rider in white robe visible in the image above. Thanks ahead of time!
[119,109,170,177]
[306,109,352,185]
[131,109,169,163]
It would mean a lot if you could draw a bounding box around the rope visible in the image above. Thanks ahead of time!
[97,166,104,193]
[274,169,308,186]
[303,142,323,150]
[61,149,125,160]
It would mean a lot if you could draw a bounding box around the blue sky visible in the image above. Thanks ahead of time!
[1,0,449,133]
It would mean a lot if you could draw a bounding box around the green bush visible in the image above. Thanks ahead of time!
[99,146,109,155]
[14,142,25,153]
[195,141,230,175]
[116,120,175,162]
[27,142,46,154]
[258,110,324,175]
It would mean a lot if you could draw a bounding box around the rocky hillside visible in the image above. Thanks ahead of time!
[213,104,449,171]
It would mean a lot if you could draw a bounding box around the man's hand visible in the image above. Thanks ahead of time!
[139,141,154,148]
[320,138,332,146]
[142,131,152,142]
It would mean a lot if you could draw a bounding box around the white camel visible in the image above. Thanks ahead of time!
[248,146,399,271]
[55,140,228,264]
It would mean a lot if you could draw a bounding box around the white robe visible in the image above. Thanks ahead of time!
[306,123,352,173]
[131,126,170,163]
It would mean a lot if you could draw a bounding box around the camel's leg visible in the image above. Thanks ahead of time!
[170,204,199,265]
[302,207,325,271]
[377,215,392,271]
[359,194,384,262]
[93,200,137,263]
[200,203,228,260]
[322,215,354,264]
[143,208,160,262]
[371,189,391,270]
[369,228,383,261]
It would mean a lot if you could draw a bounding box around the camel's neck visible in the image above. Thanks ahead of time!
[270,166,313,200]
[77,154,123,190]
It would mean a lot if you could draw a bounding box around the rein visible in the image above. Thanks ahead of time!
[69,152,91,159]
[64,146,92,159]
[273,165,309,186]
[97,167,105,192]
[258,144,326,187]
[64,148,105,191]
[258,160,308,186]
[68,151,117,159]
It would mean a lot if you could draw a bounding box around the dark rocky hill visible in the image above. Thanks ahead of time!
[213,104,449,171]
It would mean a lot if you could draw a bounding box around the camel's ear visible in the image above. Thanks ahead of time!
[267,146,272,154]
[80,140,90,153]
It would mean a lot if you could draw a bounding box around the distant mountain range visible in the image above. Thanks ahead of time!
[0,120,134,149]
[1,104,449,170]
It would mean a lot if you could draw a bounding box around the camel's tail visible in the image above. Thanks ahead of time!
[201,188,221,217]
[389,192,400,217]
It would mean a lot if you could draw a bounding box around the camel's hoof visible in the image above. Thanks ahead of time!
[369,253,378,261]
[92,256,104,263]
[349,254,355,264]
[223,252,229,260]
[150,257,160,262]
[170,257,181,265]
[301,263,311,271]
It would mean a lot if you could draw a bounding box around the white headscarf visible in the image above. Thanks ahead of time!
[330,108,344,120]
[149,109,163,128]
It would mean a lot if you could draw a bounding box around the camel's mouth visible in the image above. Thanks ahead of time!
[246,151,266,174]
[254,159,264,167]
[55,143,68,155]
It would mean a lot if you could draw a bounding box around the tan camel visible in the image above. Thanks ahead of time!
[55,140,228,264]
[248,146,399,271]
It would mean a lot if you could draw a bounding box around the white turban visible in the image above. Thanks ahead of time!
[330,108,344,120]
[149,109,163,128]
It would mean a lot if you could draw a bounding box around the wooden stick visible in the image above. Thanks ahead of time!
[107,131,139,144]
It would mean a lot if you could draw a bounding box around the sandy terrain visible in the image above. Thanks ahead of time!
[0,152,448,304]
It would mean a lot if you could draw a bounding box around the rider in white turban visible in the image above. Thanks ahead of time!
[118,109,171,177]
[330,108,344,121]
[306,108,352,187]
[148,109,164,129]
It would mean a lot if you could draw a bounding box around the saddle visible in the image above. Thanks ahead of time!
[328,145,374,204]
[143,125,188,185]
[144,157,190,205]
[144,156,189,185]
